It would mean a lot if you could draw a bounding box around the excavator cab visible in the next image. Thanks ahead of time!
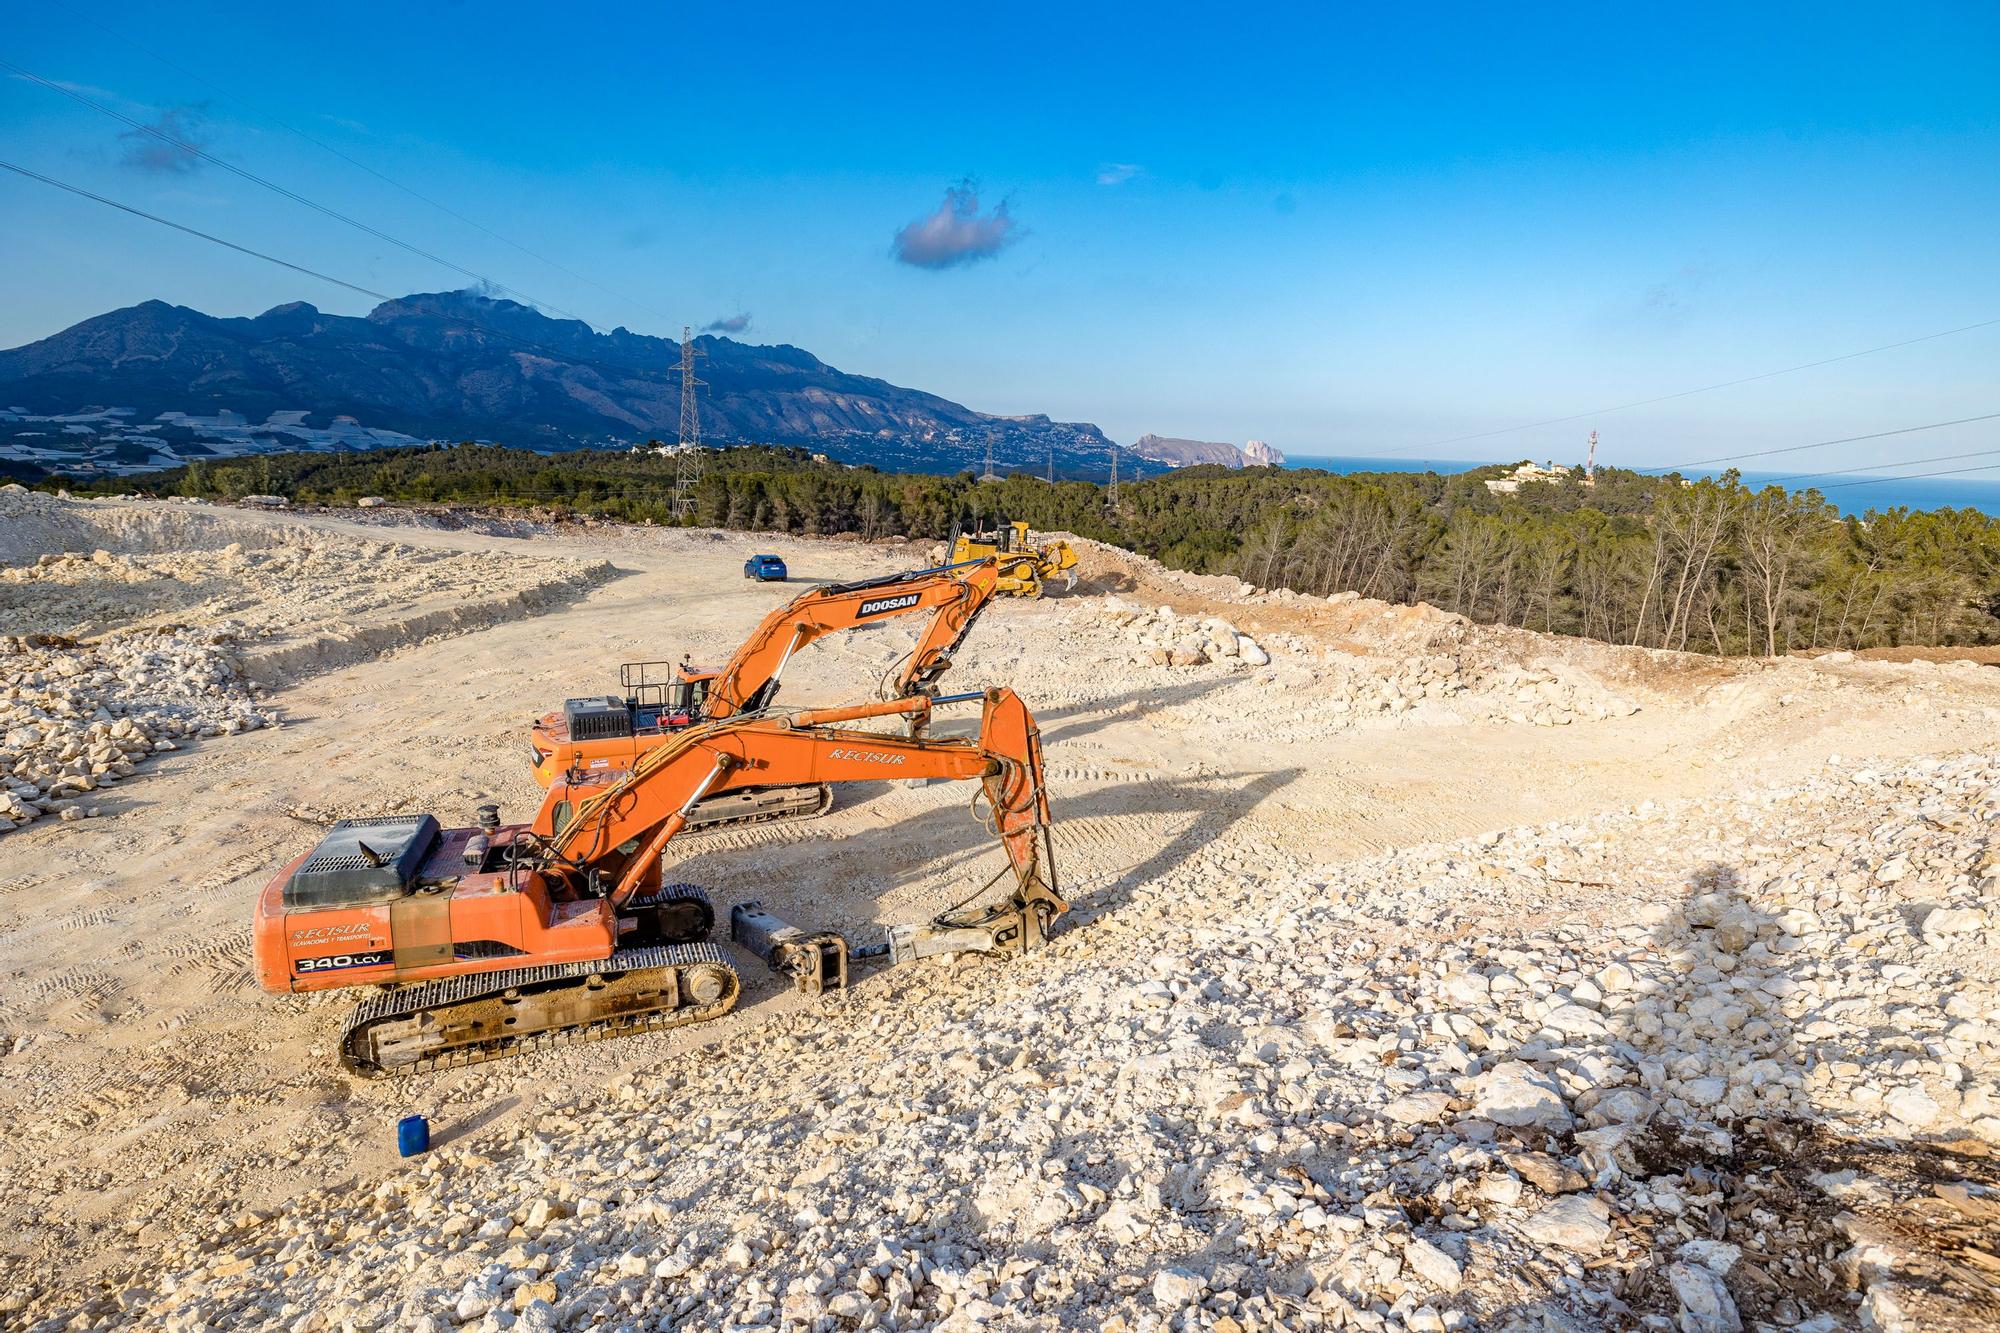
[529,660,718,785]
[623,659,715,731]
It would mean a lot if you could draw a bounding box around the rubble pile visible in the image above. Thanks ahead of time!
[1074,600,1639,730]
[1101,599,1272,669]
[0,483,107,564]
[0,489,609,830]
[2,547,230,637]
[1471,665,1640,727]
[27,750,1994,1331]
[0,630,276,832]
[1291,646,1640,729]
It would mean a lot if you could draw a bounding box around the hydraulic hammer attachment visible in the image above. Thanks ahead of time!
[881,872,1067,965]
[731,902,850,995]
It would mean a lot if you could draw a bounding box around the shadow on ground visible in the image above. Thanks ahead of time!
[1478,863,2000,1330]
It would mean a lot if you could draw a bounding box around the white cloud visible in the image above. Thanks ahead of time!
[891,180,1020,270]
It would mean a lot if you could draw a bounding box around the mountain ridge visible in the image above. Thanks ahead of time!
[1128,432,1286,469]
[0,292,1141,478]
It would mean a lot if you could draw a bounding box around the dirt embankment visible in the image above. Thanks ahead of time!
[0,489,610,836]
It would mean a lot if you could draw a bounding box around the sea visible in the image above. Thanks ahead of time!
[1281,454,2000,518]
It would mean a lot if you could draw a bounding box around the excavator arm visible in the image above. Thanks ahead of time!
[536,687,1064,956]
[703,559,1001,719]
[884,559,1002,701]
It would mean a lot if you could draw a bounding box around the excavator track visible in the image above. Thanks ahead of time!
[625,881,715,946]
[338,943,740,1078]
[681,783,835,835]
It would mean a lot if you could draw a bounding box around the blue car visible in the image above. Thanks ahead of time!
[744,554,787,582]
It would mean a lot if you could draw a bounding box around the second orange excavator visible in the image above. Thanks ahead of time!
[527,558,1003,830]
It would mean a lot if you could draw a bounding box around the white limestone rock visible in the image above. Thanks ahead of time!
[1402,1237,1463,1293]
[1666,1261,1741,1332]
[1517,1195,1612,1254]
[1473,1061,1574,1131]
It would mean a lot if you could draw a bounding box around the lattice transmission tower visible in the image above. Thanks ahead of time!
[671,325,706,522]
[1106,445,1119,508]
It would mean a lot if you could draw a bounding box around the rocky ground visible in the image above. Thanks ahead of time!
[0,496,1996,1332]
[0,486,607,835]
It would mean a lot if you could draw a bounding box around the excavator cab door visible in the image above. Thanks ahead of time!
[674,673,714,719]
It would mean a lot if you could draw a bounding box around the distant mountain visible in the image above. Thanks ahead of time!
[0,292,1145,479]
[1129,433,1286,469]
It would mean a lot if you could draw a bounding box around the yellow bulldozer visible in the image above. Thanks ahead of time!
[948,521,1078,598]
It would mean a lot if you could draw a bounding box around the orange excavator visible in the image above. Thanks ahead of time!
[253,688,1064,1075]
[526,558,1003,830]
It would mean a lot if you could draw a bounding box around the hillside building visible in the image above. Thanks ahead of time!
[1485,460,1573,495]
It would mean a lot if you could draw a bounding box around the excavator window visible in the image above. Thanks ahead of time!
[653,678,709,716]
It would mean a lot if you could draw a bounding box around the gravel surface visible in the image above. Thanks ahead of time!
[0,496,1995,1332]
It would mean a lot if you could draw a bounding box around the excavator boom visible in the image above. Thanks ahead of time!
[540,690,1055,917]
[703,558,1001,717]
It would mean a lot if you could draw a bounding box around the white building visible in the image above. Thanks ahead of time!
[1485,460,1573,495]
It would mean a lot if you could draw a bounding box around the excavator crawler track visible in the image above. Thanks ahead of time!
[680,783,835,834]
[625,882,714,946]
[338,943,740,1078]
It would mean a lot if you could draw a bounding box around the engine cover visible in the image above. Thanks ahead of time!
[563,696,635,742]
[282,814,440,910]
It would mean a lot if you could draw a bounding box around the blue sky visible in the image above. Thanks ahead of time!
[4,2,1997,471]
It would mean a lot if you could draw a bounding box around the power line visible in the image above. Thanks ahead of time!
[1357,316,2000,460]
[1763,445,2000,487]
[0,160,395,303]
[1820,461,2000,491]
[4,58,597,328]
[42,1,678,328]
[0,159,690,401]
[1644,412,2000,474]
